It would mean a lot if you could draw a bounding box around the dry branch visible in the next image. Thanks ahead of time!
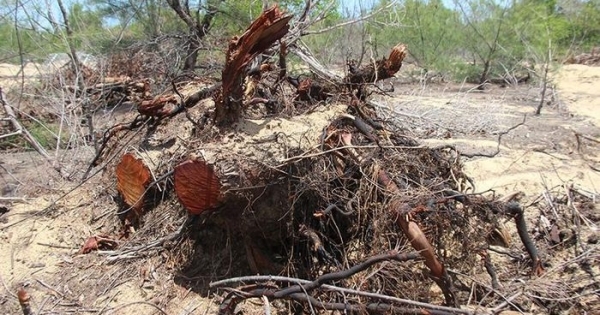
[211,275,483,315]
[215,250,422,315]
[501,202,544,276]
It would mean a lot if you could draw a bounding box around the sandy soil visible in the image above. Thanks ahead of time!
[0,63,51,92]
[1,64,599,314]
[385,67,600,195]
[461,65,600,194]
[554,64,600,127]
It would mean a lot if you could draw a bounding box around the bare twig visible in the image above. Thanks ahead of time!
[0,196,28,202]
[303,1,396,36]
[461,114,527,158]
[491,291,522,313]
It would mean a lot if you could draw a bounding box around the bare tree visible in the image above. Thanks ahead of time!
[535,38,552,115]
[56,0,97,155]
[166,0,222,72]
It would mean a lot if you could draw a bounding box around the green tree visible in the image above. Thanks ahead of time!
[569,0,600,50]
[402,0,460,69]
[68,2,106,49]
[456,0,512,88]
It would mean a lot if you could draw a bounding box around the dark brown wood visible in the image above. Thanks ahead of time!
[502,202,545,276]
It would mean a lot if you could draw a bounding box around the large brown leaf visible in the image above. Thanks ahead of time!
[174,160,221,215]
[116,153,151,213]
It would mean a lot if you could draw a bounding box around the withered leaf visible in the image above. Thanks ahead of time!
[174,160,221,215]
[116,153,151,213]
[80,235,118,254]
[80,236,98,254]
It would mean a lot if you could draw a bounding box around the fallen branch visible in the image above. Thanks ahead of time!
[135,82,221,118]
[499,202,544,276]
[481,250,500,289]
[214,250,423,314]
[211,275,483,315]
[379,172,458,306]
[461,114,527,158]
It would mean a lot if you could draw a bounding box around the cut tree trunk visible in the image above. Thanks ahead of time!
[291,44,407,102]
[214,5,292,126]
[346,44,407,85]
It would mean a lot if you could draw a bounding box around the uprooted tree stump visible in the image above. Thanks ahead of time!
[83,5,549,314]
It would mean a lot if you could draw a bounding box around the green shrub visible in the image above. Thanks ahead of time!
[0,122,70,151]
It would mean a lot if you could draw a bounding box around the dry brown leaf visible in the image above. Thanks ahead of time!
[80,236,98,254]
[116,153,151,214]
[80,234,118,254]
[174,160,221,215]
